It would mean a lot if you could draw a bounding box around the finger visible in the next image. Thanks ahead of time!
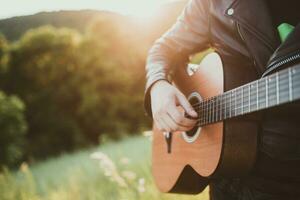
[161,113,178,131]
[162,111,196,132]
[157,115,172,132]
[166,112,196,132]
[167,106,197,128]
[176,93,198,118]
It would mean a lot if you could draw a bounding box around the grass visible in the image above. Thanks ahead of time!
[0,135,209,200]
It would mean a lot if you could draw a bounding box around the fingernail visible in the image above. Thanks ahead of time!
[190,110,198,117]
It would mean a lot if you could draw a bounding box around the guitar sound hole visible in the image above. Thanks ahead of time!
[185,95,200,137]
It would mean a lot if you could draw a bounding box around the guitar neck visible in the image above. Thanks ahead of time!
[197,64,300,126]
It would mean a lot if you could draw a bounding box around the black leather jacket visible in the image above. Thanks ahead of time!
[145,0,300,165]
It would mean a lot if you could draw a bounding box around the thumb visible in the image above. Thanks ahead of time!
[176,92,198,118]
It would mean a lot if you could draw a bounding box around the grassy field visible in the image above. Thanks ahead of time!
[0,135,209,200]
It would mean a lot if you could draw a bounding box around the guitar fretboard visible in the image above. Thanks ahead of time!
[196,64,300,126]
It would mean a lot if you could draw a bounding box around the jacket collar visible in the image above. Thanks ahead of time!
[224,0,280,51]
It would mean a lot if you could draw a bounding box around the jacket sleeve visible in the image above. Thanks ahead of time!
[144,0,211,117]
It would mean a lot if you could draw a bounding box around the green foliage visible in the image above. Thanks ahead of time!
[0,21,150,159]
[0,91,27,167]
[77,17,149,141]
[0,33,9,73]
[0,136,209,200]
[0,3,187,161]
[2,26,87,158]
[0,33,7,58]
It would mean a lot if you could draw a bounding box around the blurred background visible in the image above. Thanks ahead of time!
[0,0,209,199]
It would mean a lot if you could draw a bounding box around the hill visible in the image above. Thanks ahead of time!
[0,10,120,41]
[0,1,187,41]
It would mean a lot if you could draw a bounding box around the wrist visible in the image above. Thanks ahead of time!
[150,80,170,95]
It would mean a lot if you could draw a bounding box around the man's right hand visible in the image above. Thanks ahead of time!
[150,80,198,132]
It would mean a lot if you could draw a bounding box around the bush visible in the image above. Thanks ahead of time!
[0,91,27,167]
[0,23,150,159]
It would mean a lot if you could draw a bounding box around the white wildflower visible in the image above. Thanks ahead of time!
[90,151,128,188]
[137,178,146,193]
[122,170,136,180]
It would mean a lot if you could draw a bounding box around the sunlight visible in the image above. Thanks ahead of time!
[107,0,162,18]
[1,0,178,19]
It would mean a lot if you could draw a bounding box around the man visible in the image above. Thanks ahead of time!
[145,0,300,199]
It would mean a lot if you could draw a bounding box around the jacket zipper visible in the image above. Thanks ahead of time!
[262,51,300,77]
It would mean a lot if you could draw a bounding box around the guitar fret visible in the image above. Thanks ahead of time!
[292,67,300,99]
[258,79,266,109]
[265,78,268,107]
[248,84,251,112]
[250,82,257,112]
[205,102,207,123]
[243,84,250,113]
[241,87,244,114]
[208,100,211,124]
[278,70,289,104]
[223,93,227,119]
[234,89,236,116]
[276,73,279,104]
[212,98,215,123]
[215,97,217,122]
[289,68,293,101]
[229,91,232,118]
[209,100,212,123]
[207,101,209,124]
[203,102,206,124]
[214,97,217,122]
[216,98,218,122]
[268,75,277,106]
[236,88,242,115]
[256,81,258,110]
[218,97,220,121]
[207,101,210,124]
[226,92,230,118]
[215,96,219,121]
[220,96,223,121]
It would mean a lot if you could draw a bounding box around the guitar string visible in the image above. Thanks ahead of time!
[161,66,300,127]
[194,83,298,118]
[188,65,300,108]
[190,79,300,125]
[193,79,297,112]
[188,72,300,110]
[189,70,299,108]
[195,99,283,124]
[194,89,300,126]
[190,79,299,119]
[192,70,300,110]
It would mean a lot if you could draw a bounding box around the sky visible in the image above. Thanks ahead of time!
[1,0,175,19]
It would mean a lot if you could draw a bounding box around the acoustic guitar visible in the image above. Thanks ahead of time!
[152,52,300,194]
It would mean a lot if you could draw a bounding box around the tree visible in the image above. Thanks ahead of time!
[2,26,87,158]
[0,91,27,167]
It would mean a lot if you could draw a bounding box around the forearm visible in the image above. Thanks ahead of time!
[144,0,211,116]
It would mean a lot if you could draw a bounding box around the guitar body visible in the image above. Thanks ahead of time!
[152,52,259,194]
